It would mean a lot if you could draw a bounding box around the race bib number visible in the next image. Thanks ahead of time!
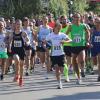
[14,40,22,47]
[94,36,100,42]
[73,36,81,43]
[53,45,61,50]
[0,42,5,48]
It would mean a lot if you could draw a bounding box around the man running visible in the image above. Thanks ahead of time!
[66,13,90,84]
[91,17,100,81]
[9,19,30,86]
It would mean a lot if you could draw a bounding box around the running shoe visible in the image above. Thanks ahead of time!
[65,77,70,82]
[76,79,82,85]
[13,75,19,82]
[0,74,4,80]
[19,78,23,87]
[57,81,63,89]
[97,76,100,82]
[81,71,85,77]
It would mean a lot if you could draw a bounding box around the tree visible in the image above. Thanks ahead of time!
[71,0,89,14]
[87,1,100,15]
[48,0,69,18]
[0,0,43,18]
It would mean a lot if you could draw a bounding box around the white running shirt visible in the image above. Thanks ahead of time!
[46,32,69,56]
[0,33,7,52]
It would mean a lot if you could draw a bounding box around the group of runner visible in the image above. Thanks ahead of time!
[0,12,100,89]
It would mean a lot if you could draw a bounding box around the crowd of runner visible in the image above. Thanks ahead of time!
[0,12,100,89]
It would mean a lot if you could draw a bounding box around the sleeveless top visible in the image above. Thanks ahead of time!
[11,32,25,53]
[91,28,100,47]
[71,23,86,47]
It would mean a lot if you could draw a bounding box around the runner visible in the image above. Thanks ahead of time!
[22,17,32,76]
[9,19,30,86]
[91,17,100,81]
[46,22,72,89]
[66,13,90,84]
[47,13,55,29]
[0,21,8,80]
[6,19,15,74]
[60,15,72,82]
[37,16,52,79]
[29,21,36,72]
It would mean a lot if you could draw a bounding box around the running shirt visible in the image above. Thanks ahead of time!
[22,27,35,48]
[0,33,7,52]
[91,29,100,46]
[60,26,72,46]
[48,21,55,29]
[30,33,36,49]
[38,25,52,47]
[71,23,86,46]
[46,32,69,56]
[11,32,25,52]
[22,27,31,41]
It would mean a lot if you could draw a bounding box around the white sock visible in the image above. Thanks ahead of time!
[45,72,48,79]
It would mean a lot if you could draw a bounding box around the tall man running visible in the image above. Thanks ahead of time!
[66,13,90,84]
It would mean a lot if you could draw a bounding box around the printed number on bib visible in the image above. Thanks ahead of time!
[53,45,61,50]
[74,36,81,43]
[14,41,22,47]
[94,36,100,42]
[0,42,5,48]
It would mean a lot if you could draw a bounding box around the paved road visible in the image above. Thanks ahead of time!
[0,65,100,100]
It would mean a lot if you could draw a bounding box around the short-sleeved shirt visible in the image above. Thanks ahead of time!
[46,32,69,56]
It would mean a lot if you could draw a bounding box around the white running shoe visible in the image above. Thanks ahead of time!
[65,77,70,82]
[57,81,63,89]
[76,79,82,85]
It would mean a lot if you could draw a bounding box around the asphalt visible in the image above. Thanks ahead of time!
[0,65,100,100]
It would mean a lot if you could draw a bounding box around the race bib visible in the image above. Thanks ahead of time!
[53,45,61,50]
[94,36,100,42]
[14,40,22,47]
[0,42,5,48]
[73,35,81,43]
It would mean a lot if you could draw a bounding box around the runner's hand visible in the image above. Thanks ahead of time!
[86,42,92,48]
[60,40,65,44]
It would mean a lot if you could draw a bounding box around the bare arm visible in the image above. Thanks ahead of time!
[85,25,90,43]
[22,32,30,45]
[61,36,72,44]
[66,25,71,35]
[8,33,13,52]
[31,29,37,42]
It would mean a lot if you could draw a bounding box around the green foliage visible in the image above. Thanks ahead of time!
[87,2,100,15]
[72,0,89,14]
[1,0,97,18]
[0,0,43,18]
[49,0,69,18]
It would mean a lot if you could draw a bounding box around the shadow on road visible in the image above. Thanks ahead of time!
[39,91,100,100]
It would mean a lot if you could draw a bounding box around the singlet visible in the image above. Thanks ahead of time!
[60,26,72,46]
[12,32,24,51]
[91,28,100,47]
[0,33,7,52]
[46,32,69,56]
[71,23,86,47]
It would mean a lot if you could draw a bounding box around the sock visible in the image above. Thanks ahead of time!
[63,64,69,79]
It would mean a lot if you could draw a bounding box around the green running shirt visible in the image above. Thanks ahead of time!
[71,23,86,47]
[60,26,72,46]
